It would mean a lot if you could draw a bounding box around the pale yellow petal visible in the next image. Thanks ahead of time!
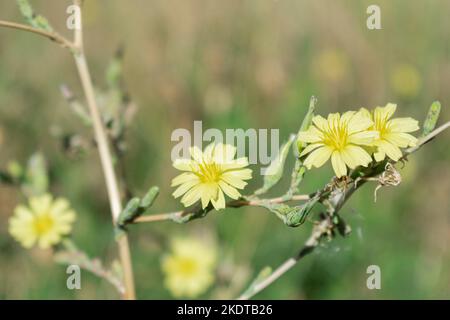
[327,113,340,126]
[374,150,386,162]
[358,107,372,120]
[348,131,379,146]
[221,172,248,189]
[211,189,226,210]
[297,127,324,143]
[180,184,204,207]
[213,143,237,162]
[30,194,52,215]
[220,157,249,171]
[189,146,204,163]
[173,159,196,171]
[331,151,347,177]
[342,145,372,167]
[171,172,199,187]
[303,146,333,169]
[385,132,418,148]
[376,140,403,161]
[340,111,356,125]
[388,117,419,133]
[347,112,373,134]
[172,180,200,198]
[312,115,329,131]
[299,143,324,157]
[218,181,241,199]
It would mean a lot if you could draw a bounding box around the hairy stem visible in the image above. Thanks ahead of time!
[133,194,310,224]
[72,3,135,299]
[0,20,74,49]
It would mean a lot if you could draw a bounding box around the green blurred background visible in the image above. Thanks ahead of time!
[1,0,449,299]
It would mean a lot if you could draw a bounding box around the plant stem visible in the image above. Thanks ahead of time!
[133,194,311,224]
[0,20,74,49]
[74,48,136,301]
[72,3,135,299]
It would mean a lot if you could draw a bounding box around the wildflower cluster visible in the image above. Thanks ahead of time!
[297,103,419,177]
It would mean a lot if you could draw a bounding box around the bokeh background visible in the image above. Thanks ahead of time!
[1,0,450,299]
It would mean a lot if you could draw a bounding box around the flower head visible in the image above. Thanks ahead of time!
[390,64,422,98]
[297,111,378,177]
[171,143,252,210]
[161,237,217,298]
[360,103,419,162]
[9,194,76,249]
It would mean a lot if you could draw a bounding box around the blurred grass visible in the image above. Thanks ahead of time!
[0,0,450,299]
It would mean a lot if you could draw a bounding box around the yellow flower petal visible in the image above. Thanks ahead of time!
[388,117,419,133]
[312,115,329,131]
[173,159,195,171]
[171,172,199,187]
[213,143,237,162]
[299,143,324,157]
[347,112,373,134]
[297,127,324,143]
[331,151,347,177]
[303,146,333,169]
[375,140,403,161]
[218,181,241,199]
[211,189,226,210]
[385,132,418,148]
[172,179,199,198]
[348,131,378,146]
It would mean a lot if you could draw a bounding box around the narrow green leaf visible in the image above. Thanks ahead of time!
[106,49,124,89]
[254,135,295,196]
[422,101,441,136]
[296,96,317,154]
[23,152,48,196]
[117,197,141,226]
[140,186,159,208]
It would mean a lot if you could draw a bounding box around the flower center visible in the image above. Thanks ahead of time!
[177,257,198,276]
[33,214,54,236]
[323,121,348,151]
[373,114,390,139]
[197,162,221,183]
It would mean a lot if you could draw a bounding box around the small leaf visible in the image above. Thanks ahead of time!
[23,152,49,196]
[422,101,441,136]
[296,96,317,154]
[259,196,319,227]
[7,161,24,180]
[117,197,141,226]
[254,135,295,195]
[16,0,53,32]
[140,186,159,208]
[106,49,124,89]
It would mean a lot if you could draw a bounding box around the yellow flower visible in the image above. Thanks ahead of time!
[162,238,217,298]
[313,49,349,84]
[360,103,419,162]
[9,194,76,249]
[390,64,422,98]
[171,143,252,210]
[297,111,378,177]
